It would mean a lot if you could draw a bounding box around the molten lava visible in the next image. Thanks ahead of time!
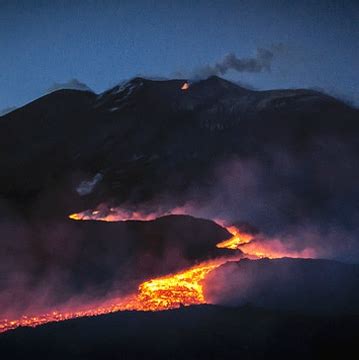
[1,206,315,334]
[68,206,316,259]
[0,258,230,334]
[216,225,253,249]
[133,259,226,309]
[181,82,190,90]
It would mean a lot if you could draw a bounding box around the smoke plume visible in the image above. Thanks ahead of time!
[193,45,282,79]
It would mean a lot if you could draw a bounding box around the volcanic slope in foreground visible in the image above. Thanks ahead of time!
[1,304,358,360]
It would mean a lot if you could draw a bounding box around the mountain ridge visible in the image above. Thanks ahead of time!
[0,76,358,228]
[2,75,352,118]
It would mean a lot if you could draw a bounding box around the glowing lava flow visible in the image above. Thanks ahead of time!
[68,206,316,259]
[1,206,315,334]
[68,206,190,222]
[1,205,239,333]
[0,258,230,334]
[133,259,226,309]
[181,82,190,90]
[216,225,253,250]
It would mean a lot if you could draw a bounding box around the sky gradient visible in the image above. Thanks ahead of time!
[1,0,358,111]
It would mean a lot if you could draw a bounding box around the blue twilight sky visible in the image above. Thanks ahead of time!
[0,0,358,111]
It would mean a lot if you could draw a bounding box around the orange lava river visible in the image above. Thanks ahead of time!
[0,258,229,334]
[0,207,314,334]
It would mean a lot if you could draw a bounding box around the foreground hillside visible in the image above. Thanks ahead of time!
[1,304,358,359]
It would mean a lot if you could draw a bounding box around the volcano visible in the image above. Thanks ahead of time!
[1,76,359,357]
[1,76,358,225]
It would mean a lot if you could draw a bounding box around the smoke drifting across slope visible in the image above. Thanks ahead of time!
[203,258,359,315]
[92,138,359,263]
[209,159,358,262]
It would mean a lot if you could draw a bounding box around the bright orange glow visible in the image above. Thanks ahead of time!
[0,258,232,334]
[0,206,316,333]
[237,240,316,259]
[130,258,228,310]
[216,225,254,249]
[219,223,315,259]
[181,82,190,90]
[69,207,316,260]
[68,205,197,222]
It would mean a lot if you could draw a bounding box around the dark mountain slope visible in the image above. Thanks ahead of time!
[0,77,358,223]
[0,90,97,201]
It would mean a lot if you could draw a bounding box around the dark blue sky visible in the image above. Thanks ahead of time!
[1,0,358,111]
